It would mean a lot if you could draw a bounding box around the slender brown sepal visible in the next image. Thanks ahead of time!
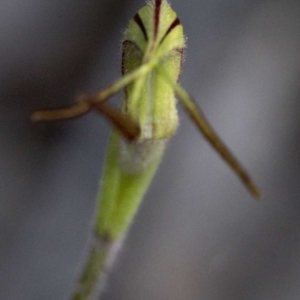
[89,100,140,141]
[30,95,91,122]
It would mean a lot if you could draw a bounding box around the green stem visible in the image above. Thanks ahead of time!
[69,234,120,300]
[68,132,165,299]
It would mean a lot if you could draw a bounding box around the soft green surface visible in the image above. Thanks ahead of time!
[95,131,165,240]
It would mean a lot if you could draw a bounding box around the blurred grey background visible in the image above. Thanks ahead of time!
[1,0,300,299]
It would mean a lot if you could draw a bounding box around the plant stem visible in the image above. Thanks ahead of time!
[69,233,121,300]
[67,128,165,299]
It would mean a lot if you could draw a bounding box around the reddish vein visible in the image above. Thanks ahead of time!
[134,13,148,41]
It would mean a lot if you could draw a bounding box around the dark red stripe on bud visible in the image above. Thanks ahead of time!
[134,13,148,41]
[159,17,181,45]
[154,0,162,39]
